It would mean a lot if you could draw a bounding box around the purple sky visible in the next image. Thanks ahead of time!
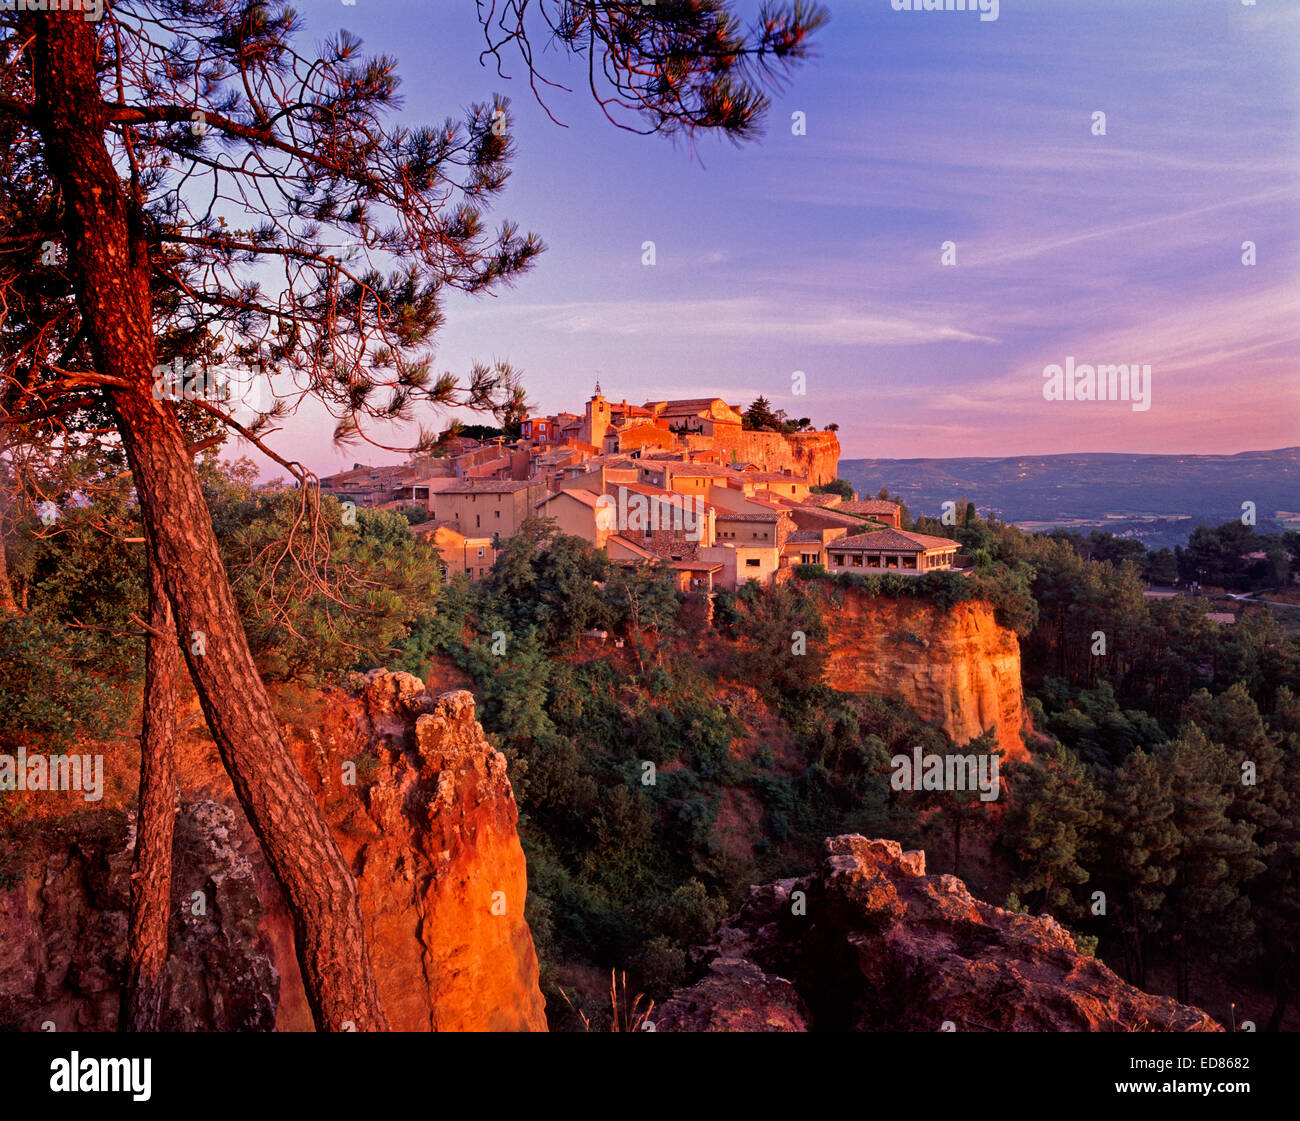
[234,0,1300,479]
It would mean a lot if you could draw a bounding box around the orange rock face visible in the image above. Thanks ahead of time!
[271,672,548,1031]
[683,429,841,484]
[0,672,548,1032]
[817,589,1030,761]
[657,836,1222,1032]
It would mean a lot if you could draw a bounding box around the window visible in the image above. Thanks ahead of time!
[477,547,486,558]
[831,554,844,566]
[903,556,916,569]
[476,514,481,528]
[745,558,761,568]
[852,555,863,567]
[495,509,500,518]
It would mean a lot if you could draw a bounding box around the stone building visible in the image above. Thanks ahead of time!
[827,529,961,575]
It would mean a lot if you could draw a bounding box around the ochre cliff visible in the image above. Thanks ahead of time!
[656,836,1222,1032]
[816,589,1030,761]
[0,672,547,1031]
[684,429,840,484]
[340,672,546,1031]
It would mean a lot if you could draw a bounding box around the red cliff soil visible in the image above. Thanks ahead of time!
[0,672,547,1031]
[335,672,547,1031]
[655,836,1221,1033]
[817,590,1030,761]
[685,430,841,484]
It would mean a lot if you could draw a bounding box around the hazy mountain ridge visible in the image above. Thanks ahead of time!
[841,447,1300,548]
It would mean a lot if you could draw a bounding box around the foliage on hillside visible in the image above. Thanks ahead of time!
[4,465,1300,1027]
[418,518,943,1016]
[893,501,1300,1024]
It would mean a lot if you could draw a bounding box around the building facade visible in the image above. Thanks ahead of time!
[430,479,549,537]
[827,529,961,575]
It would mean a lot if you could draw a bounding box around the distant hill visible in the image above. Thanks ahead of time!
[839,447,1300,550]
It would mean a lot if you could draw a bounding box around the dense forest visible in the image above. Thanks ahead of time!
[2,461,1297,1030]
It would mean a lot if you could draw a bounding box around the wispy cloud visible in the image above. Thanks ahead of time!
[457,297,1002,346]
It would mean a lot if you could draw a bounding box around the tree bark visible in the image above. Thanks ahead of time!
[31,13,385,1031]
[0,534,18,616]
[122,543,177,1031]
[952,811,962,880]
[1266,965,1289,1033]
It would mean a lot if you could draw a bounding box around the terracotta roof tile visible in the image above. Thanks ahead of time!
[839,500,902,516]
[440,478,538,494]
[832,529,960,552]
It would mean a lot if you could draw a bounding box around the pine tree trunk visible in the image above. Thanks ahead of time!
[0,536,18,615]
[32,12,385,1031]
[1132,904,1147,989]
[122,545,177,1031]
[952,811,962,880]
[1266,966,1289,1033]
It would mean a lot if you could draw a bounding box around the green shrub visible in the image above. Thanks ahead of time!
[0,617,134,748]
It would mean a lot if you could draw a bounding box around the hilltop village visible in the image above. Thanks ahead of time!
[321,388,965,590]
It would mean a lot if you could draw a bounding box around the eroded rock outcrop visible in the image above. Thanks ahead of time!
[0,801,280,1032]
[655,836,1221,1033]
[0,828,132,1032]
[335,672,546,1031]
[0,673,547,1032]
[817,591,1030,761]
[682,429,840,484]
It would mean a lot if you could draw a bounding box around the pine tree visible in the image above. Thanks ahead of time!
[1,1,826,1030]
[1094,748,1179,987]
[743,395,783,432]
[1257,688,1300,1030]
[1000,743,1103,920]
[1160,727,1265,1003]
[927,731,1002,882]
[1180,683,1284,841]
